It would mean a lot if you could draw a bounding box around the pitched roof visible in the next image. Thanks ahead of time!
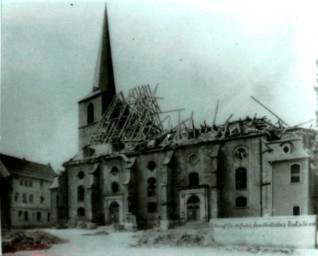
[0,153,56,181]
[0,160,10,178]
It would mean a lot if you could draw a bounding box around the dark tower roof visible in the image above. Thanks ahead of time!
[79,6,116,103]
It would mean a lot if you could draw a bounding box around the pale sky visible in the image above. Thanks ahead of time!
[1,0,318,169]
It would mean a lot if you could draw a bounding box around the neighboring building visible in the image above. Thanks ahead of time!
[50,169,68,228]
[57,8,318,230]
[0,153,56,228]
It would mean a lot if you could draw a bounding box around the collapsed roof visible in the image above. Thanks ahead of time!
[83,85,315,157]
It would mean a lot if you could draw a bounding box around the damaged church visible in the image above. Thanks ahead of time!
[53,9,318,230]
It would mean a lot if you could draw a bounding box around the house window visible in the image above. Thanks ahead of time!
[111,166,119,175]
[18,211,23,219]
[78,171,85,179]
[29,194,34,203]
[147,178,157,197]
[24,211,29,221]
[78,186,85,201]
[48,213,51,222]
[22,194,27,203]
[147,161,156,171]
[148,202,157,213]
[15,193,19,202]
[235,168,247,190]
[37,212,41,221]
[20,180,23,186]
[111,182,119,193]
[87,103,94,124]
[40,196,45,204]
[40,181,44,187]
[78,207,85,217]
[24,180,28,186]
[235,196,247,208]
[290,164,300,183]
[293,206,300,216]
[189,172,199,186]
[30,180,33,187]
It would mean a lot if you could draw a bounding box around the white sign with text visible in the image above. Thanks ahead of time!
[210,215,317,248]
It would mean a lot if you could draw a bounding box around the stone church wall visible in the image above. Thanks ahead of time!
[218,136,262,218]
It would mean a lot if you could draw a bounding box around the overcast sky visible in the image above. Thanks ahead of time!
[1,0,318,169]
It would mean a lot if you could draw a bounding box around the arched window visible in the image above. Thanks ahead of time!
[148,202,157,213]
[111,166,119,175]
[111,182,119,193]
[147,178,157,197]
[77,207,85,217]
[290,164,300,183]
[235,168,247,190]
[77,186,85,202]
[293,206,300,216]
[236,196,247,207]
[189,172,199,186]
[87,103,94,124]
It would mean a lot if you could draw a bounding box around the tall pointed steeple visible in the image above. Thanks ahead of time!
[77,6,117,150]
[92,6,116,95]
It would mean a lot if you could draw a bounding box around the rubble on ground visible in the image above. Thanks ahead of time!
[131,228,218,247]
[81,231,109,236]
[131,228,295,254]
[2,230,67,253]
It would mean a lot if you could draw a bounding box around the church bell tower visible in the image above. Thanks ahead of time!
[78,7,116,150]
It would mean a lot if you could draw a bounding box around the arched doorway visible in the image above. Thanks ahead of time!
[109,201,120,224]
[187,195,200,221]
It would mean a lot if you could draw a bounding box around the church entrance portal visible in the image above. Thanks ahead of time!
[187,195,200,221]
[109,201,119,224]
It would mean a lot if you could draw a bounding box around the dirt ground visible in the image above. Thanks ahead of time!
[2,227,318,256]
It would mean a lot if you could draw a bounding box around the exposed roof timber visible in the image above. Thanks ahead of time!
[251,96,289,127]
[85,84,316,155]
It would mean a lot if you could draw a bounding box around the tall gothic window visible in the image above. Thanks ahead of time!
[78,207,85,217]
[293,206,300,216]
[87,103,94,124]
[236,196,247,207]
[78,186,85,202]
[235,168,247,190]
[148,202,157,213]
[290,164,300,183]
[147,177,157,197]
[189,172,199,186]
[111,182,119,193]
